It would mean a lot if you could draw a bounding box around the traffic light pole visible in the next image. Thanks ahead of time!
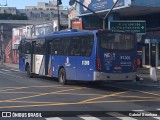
[57,0,62,31]
[57,4,60,31]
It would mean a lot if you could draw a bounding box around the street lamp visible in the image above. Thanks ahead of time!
[57,0,62,31]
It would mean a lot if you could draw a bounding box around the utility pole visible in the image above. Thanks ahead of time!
[57,3,60,31]
[1,25,4,65]
[57,0,62,31]
[103,0,119,29]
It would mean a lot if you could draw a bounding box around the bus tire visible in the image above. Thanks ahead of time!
[27,65,33,78]
[58,68,67,85]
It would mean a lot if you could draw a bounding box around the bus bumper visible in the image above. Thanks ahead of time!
[93,72,136,81]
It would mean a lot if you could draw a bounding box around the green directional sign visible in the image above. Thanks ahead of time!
[110,21,146,33]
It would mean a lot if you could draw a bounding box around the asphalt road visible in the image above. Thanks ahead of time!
[0,65,160,120]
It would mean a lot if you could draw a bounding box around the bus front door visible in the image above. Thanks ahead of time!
[45,41,52,76]
[19,53,25,71]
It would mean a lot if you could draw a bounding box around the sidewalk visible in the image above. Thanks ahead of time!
[1,63,160,83]
[137,67,160,83]
[3,63,19,69]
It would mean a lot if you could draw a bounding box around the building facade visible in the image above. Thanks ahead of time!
[0,7,17,14]
[0,1,68,21]
[72,0,160,68]
[25,1,63,10]
[0,0,69,64]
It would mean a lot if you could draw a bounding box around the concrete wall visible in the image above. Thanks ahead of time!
[0,7,17,15]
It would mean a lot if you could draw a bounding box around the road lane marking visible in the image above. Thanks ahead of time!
[0,71,23,79]
[45,117,63,120]
[117,95,159,99]
[132,110,160,120]
[103,84,160,97]
[1,97,160,104]
[10,69,19,72]
[0,92,102,96]
[0,85,67,92]
[0,99,160,109]
[0,69,10,72]
[154,117,160,120]
[80,91,127,103]
[0,87,34,92]
[0,85,67,89]
[0,100,60,104]
[132,110,144,111]
[106,112,137,120]
[0,85,78,92]
[3,87,87,102]
[79,114,101,120]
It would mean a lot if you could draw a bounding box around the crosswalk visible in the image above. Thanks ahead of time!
[0,68,19,72]
[45,109,160,120]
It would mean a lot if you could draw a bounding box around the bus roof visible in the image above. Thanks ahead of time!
[23,29,135,40]
[38,29,96,39]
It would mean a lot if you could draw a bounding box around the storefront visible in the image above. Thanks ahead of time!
[75,0,160,30]
[141,35,160,69]
[71,0,160,69]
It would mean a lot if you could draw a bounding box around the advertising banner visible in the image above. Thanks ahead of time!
[12,25,32,50]
[80,0,125,15]
[35,23,53,36]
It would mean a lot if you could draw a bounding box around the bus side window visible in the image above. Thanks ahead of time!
[32,42,36,54]
[48,41,52,55]
[52,38,61,55]
[81,35,94,57]
[25,42,31,54]
[35,40,45,55]
[61,37,70,56]
[70,36,81,56]
[19,43,25,54]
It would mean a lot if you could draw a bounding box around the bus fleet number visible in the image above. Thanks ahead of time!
[82,61,90,65]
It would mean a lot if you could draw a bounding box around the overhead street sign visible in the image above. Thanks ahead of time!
[110,21,146,33]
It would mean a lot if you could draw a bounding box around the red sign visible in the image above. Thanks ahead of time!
[72,20,83,30]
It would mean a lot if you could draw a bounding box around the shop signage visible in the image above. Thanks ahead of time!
[110,21,146,33]
[72,20,83,30]
[80,0,125,15]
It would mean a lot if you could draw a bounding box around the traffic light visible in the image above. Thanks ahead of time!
[57,0,62,5]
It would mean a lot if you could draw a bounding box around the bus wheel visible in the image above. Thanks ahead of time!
[27,65,33,78]
[58,68,67,85]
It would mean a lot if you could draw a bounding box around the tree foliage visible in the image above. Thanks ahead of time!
[0,13,28,20]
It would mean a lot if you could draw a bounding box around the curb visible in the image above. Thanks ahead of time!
[3,63,19,70]
[137,75,160,83]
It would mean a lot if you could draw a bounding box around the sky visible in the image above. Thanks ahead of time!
[0,0,69,9]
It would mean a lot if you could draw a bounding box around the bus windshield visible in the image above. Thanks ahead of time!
[99,32,135,50]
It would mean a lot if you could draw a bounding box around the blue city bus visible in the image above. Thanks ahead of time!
[19,29,137,84]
